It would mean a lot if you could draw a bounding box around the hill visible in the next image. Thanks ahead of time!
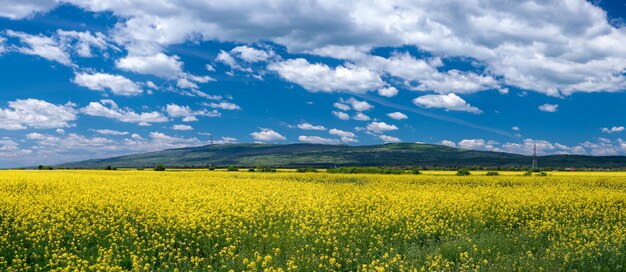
[56,143,626,169]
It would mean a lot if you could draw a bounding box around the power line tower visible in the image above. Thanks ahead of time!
[531,143,537,170]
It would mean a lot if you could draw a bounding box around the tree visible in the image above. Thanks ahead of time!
[154,164,166,171]
[456,168,471,176]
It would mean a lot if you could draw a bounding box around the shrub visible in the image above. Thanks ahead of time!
[38,165,53,170]
[105,165,117,170]
[248,168,255,172]
[536,172,548,176]
[522,171,533,176]
[136,168,144,171]
[410,169,421,175]
[257,168,277,172]
[327,167,405,174]
[227,166,239,172]
[208,166,216,171]
[296,167,318,173]
[154,164,166,171]
[456,169,471,176]
[486,171,500,176]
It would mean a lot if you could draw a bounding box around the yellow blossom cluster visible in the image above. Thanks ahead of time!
[0,170,625,271]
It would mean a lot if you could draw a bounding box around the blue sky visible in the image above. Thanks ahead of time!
[1,0,626,167]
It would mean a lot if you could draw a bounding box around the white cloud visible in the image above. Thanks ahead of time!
[297,122,326,131]
[366,121,398,134]
[379,135,401,143]
[17,0,626,96]
[206,102,241,110]
[352,113,371,121]
[538,103,559,113]
[230,45,275,62]
[250,128,286,142]
[93,129,129,135]
[458,139,502,152]
[73,72,142,96]
[377,86,398,97]
[165,103,220,121]
[601,126,624,134]
[413,93,482,114]
[81,100,168,124]
[172,124,193,131]
[298,135,340,145]
[116,53,183,79]
[512,126,520,131]
[344,97,373,111]
[268,58,384,93]
[5,30,72,66]
[333,102,350,111]
[387,112,408,120]
[0,99,77,130]
[0,1,58,20]
[332,111,350,120]
[56,30,108,57]
[329,129,355,138]
[440,140,457,147]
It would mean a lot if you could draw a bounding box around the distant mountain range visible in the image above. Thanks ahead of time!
[56,143,626,169]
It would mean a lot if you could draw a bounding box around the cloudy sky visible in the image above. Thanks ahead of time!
[1,0,626,167]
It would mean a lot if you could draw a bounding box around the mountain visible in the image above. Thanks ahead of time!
[56,143,626,169]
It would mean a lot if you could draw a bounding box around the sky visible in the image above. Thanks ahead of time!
[0,0,626,167]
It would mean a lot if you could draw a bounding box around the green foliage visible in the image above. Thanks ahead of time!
[296,167,318,173]
[227,166,239,172]
[208,166,216,171]
[248,168,255,172]
[136,168,144,171]
[154,164,166,171]
[456,169,471,176]
[37,165,53,170]
[486,171,500,176]
[257,168,277,172]
[105,165,117,170]
[327,167,406,174]
[536,172,548,176]
[522,171,533,176]
[410,169,421,175]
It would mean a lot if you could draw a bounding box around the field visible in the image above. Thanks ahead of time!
[1,171,626,271]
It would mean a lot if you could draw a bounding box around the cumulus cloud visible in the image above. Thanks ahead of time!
[377,86,398,97]
[344,97,373,111]
[165,103,220,121]
[298,135,340,145]
[366,121,398,134]
[230,45,275,62]
[92,129,129,135]
[601,126,624,134]
[333,102,350,111]
[206,102,241,110]
[458,139,501,152]
[268,58,384,93]
[81,99,168,124]
[172,124,193,131]
[115,53,183,79]
[5,30,72,66]
[329,129,355,138]
[440,140,457,147]
[379,135,401,143]
[387,112,408,120]
[538,103,559,112]
[352,112,371,121]
[250,128,286,142]
[512,126,520,131]
[73,72,142,96]
[413,93,482,114]
[10,0,626,96]
[56,30,109,57]
[332,111,350,120]
[0,98,77,130]
[297,122,326,131]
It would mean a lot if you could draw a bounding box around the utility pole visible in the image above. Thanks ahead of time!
[532,143,537,170]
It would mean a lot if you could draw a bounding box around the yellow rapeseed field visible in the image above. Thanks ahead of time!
[1,170,626,271]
